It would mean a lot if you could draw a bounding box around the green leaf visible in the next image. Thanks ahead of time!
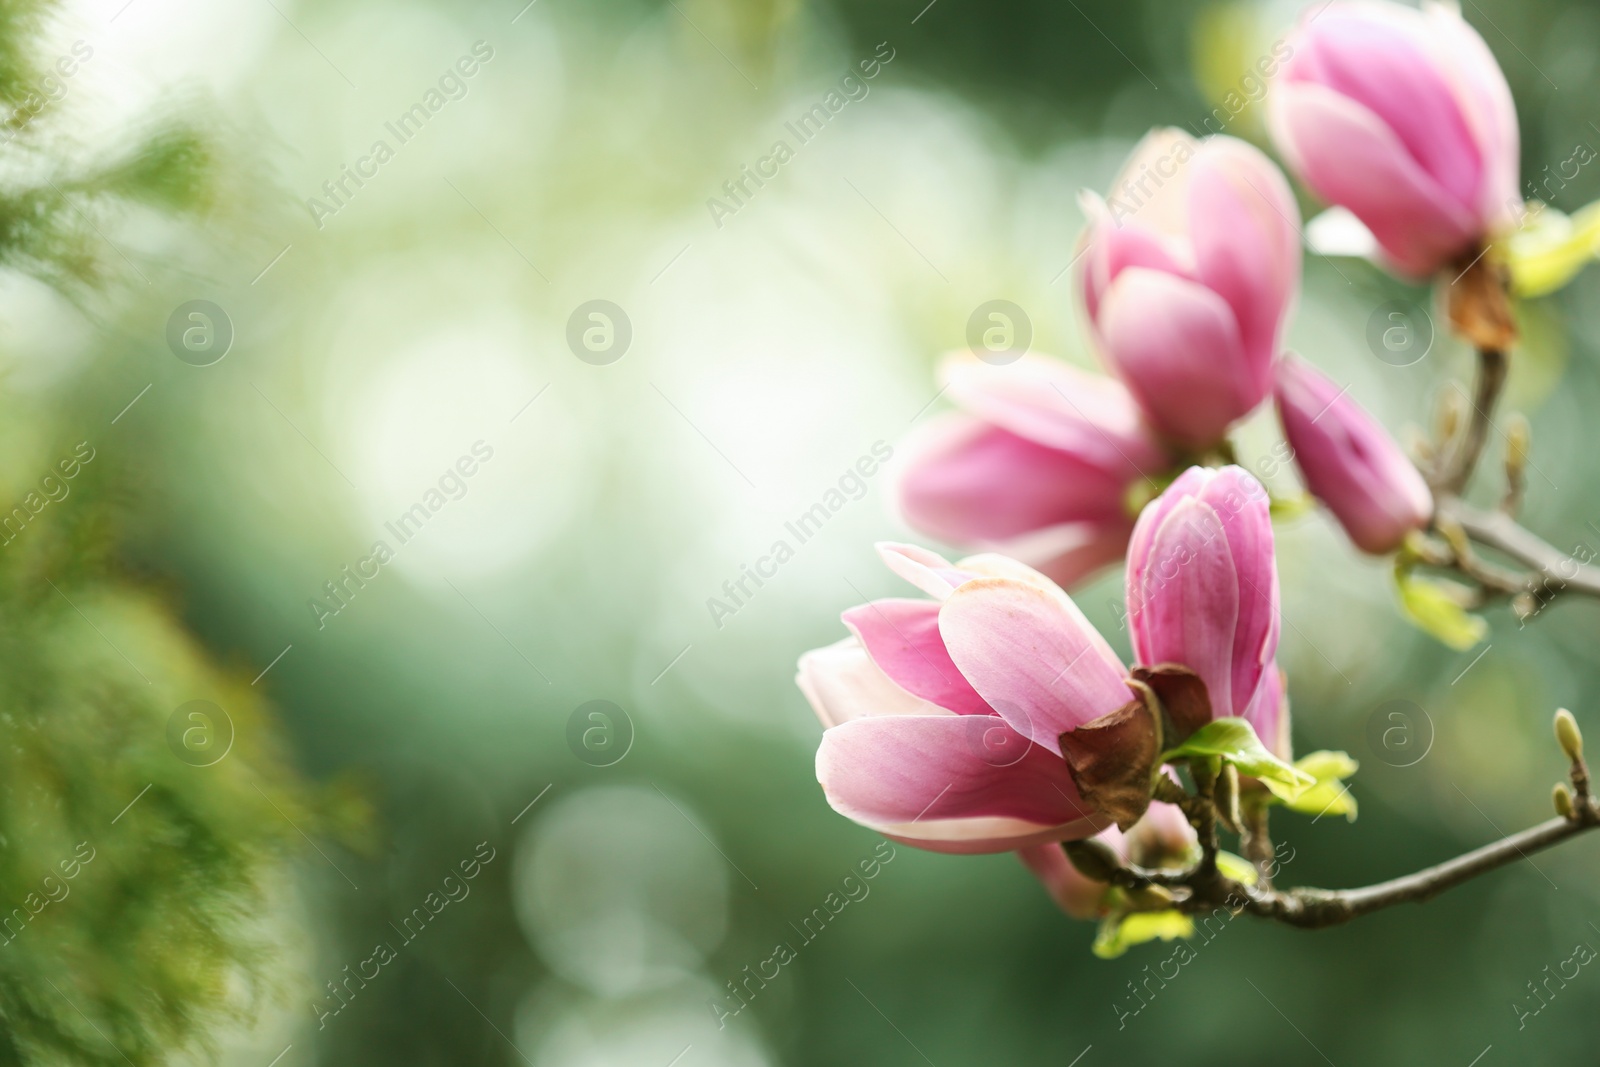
[1395,569,1487,651]
[1215,850,1259,886]
[1266,750,1360,821]
[1091,910,1194,959]
[1268,492,1316,521]
[1160,717,1314,797]
[1506,199,1600,298]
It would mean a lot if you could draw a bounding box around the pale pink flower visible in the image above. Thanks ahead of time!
[896,354,1170,589]
[801,468,1287,853]
[1269,0,1520,277]
[1080,130,1301,449]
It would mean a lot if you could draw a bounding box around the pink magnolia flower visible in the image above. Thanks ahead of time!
[1126,465,1281,727]
[1274,355,1433,554]
[799,467,1286,853]
[1019,802,1197,919]
[1080,130,1301,449]
[1269,0,1520,278]
[896,354,1171,589]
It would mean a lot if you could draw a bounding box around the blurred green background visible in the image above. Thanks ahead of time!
[6,0,1600,1063]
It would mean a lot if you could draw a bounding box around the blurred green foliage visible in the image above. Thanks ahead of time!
[6,0,1600,1065]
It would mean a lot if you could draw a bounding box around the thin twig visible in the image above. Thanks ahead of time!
[1440,498,1600,600]
[1438,346,1508,495]
[1180,800,1600,929]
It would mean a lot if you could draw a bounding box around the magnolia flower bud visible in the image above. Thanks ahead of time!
[1275,355,1433,554]
[1554,782,1574,819]
[1555,708,1584,764]
[1269,0,1520,277]
[1126,465,1280,719]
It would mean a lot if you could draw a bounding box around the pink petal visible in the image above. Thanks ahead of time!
[843,599,993,716]
[938,577,1131,756]
[816,715,1109,854]
[970,518,1136,592]
[1288,6,1484,217]
[1422,1,1520,231]
[896,416,1134,545]
[1274,355,1433,553]
[1128,466,1278,713]
[1129,497,1241,715]
[1269,81,1478,276]
[1097,268,1256,448]
[1189,138,1301,396]
[1241,661,1290,761]
[876,542,972,601]
[1204,469,1280,712]
[797,638,952,729]
[1080,209,1193,325]
[938,352,1168,475]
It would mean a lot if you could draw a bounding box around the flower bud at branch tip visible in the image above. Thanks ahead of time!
[1555,708,1583,763]
[1554,782,1574,819]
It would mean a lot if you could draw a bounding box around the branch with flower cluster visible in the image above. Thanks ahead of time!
[1069,710,1597,936]
[795,0,1600,959]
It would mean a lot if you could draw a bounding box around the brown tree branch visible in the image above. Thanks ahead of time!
[1192,801,1599,928]
[1437,346,1508,494]
[1090,735,1600,932]
[1438,497,1600,600]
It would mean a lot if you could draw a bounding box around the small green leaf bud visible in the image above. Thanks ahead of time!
[1555,708,1584,763]
[1554,782,1574,819]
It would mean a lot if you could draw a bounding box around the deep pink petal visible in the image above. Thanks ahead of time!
[1275,355,1433,553]
[843,599,993,716]
[1125,466,1212,640]
[1097,268,1256,448]
[1269,81,1478,276]
[1129,498,1241,715]
[1287,7,1484,216]
[1199,468,1280,710]
[897,416,1134,545]
[938,577,1130,756]
[816,715,1109,854]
